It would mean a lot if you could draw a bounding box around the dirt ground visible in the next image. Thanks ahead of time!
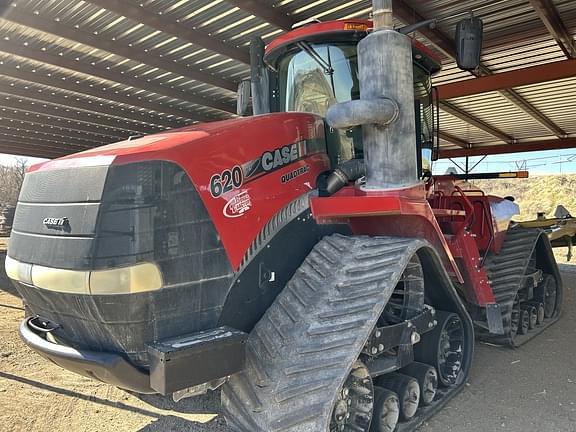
[1,258,575,432]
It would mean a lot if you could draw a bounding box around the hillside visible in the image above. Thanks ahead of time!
[471,174,576,221]
[470,174,576,265]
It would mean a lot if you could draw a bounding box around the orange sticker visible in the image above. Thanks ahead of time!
[344,23,369,31]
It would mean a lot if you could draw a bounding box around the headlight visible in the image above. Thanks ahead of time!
[5,255,32,284]
[7,257,162,295]
[32,265,88,294]
[89,263,163,294]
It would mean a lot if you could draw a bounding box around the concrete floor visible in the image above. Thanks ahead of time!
[0,251,574,431]
[419,266,576,432]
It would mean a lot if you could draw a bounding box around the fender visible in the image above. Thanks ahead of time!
[310,184,464,283]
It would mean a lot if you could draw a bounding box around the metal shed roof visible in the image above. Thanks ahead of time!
[0,0,574,159]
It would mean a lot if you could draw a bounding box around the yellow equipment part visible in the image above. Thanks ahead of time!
[517,206,576,261]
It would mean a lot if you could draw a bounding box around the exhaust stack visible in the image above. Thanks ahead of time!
[326,0,418,190]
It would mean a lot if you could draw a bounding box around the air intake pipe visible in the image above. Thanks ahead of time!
[326,0,418,190]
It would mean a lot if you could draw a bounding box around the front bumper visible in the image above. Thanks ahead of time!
[19,317,248,395]
[19,317,154,393]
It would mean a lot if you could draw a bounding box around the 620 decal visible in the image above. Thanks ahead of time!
[210,166,243,198]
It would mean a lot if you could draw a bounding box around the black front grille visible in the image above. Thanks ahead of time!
[19,165,109,203]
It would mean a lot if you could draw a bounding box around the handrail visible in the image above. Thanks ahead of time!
[452,186,475,234]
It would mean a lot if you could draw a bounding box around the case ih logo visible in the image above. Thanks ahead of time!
[43,217,69,229]
[242,140,309,181]
[223,191,252,218]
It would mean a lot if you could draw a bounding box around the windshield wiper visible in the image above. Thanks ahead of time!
[296,41,334,75]
[296,41,336,97]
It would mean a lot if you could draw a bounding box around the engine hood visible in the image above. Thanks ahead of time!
[29,113,324,173]
[23,112,329,270]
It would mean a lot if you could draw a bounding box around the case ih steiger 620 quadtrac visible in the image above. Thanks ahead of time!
[5,1,563,431]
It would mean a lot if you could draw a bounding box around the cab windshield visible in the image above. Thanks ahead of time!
[278,42,359,116]
[274,41,434,171]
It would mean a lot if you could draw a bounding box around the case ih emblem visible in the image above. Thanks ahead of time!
[261,143,301,172]
[43,217,69,229]
[242,140,309,181]
[223,191,252,218]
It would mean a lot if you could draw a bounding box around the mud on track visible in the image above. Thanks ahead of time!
[1,262,575,432]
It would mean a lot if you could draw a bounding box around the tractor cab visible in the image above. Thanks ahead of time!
[244,20,441,174]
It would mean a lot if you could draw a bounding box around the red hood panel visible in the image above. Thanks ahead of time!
[29,113,329,270]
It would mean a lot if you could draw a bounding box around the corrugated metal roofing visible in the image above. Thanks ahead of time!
[0,0,574,159]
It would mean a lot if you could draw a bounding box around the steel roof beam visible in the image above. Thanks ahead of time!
[440,102,515,144]
[392,0,567,139]
[438,131,470,148]
[497,89,567,138]
[0,65,191,127]
[0,142,66,159]
[0,91,149,135]
[0,129,98,149]
[392,0,457,59]
[528,0,576,59]
[224,0,296,31]
[437,59,576,100]
[0,134,96,153]
[4,7,238,95]
[0,41,235,117]
[0,117,114,144]
[438,137,576,159]
[0,106,128,139]
[86,0,250,65]
[0,132,89,150]
[0,135,88,154]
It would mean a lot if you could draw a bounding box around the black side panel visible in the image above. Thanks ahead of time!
[93,161,233,282]
[219,196,350,332]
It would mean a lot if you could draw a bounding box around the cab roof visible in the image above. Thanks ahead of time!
[265,19,442,73]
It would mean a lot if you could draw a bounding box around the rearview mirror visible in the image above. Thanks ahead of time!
[236,79,251,116]
[455,16,483,71]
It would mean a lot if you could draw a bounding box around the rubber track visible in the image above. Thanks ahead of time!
[479,227,553,346]
[221,234,427,432]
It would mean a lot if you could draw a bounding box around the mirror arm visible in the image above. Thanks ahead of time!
[397,18,437,35]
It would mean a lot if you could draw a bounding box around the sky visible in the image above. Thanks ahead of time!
[2,148,576,175]
[0,154,48,167]
[433,148,576,176]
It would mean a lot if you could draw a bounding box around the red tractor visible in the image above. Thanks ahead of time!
[5,1,562,431]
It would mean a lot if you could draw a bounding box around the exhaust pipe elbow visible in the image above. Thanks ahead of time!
[320,159,366,196]
[326,98,399,130]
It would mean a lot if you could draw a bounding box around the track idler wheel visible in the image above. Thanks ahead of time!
[376,373,420,421]
[510,295,521,338]
[331,361,374,432]
[522,305,538,330]
[536,275,558,319]
[400,362,438,406]
[413,311,465,387]
[526,301,545,325]
[370,387,400,432]
[517,308,529,335]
